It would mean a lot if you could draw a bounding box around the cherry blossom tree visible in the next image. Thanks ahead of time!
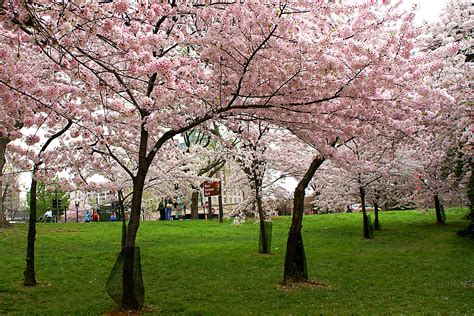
[421,0,473,233]
[0,25,33,227]
[272,3,458,283]
[0,137,11,227]
[181,127,228,220]
[0,158,23,222]
[0,18,78,285]
[329,136,403,236]
[222,119,309,253]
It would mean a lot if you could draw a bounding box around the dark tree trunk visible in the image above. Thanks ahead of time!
[218,195,223,223]
[24,174,37,286]
[122,174,146,311]
[207,196,212,220]
[121,119,150,311]
[191,189,199,219]
[434,194,445,224]
[283,156,325,284]
[360,186,373,239]
[243,164,270,254]
[373,200,381,231]
[256,195,269,254]
[252,175,270,254]
[118,190,127,250]
[0,137,11,228]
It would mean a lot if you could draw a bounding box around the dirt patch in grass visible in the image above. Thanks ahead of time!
[105,305,157,316]
[277,279,330,290]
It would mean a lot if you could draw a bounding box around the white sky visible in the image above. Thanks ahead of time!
[401,0,447,24]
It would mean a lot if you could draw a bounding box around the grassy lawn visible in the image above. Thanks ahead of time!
[0,208,473,315]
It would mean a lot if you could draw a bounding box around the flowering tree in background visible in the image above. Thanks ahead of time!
[223,120,309,253]
[0,19,78,285]
[0,158,22,221]
[420,0,473,234]
[181,126,229,220]
[0,24,42,227]
[270,1,459,282]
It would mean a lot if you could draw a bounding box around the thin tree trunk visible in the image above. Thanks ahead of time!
[373,200,381,231]
[360,186,373,239]
[283,156,325,284]
[253,175,269,254]
[434,194,445,224]
[257,195,269,254]
[24,173,37,286]
[191,190,199,219]
[0,137,11,228]
[218,194,223,223]
[207,196,212,220]
[118,190,126,250]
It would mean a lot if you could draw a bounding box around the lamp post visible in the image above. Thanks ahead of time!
[75,201,79,223]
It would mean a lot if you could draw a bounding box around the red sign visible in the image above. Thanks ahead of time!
[203,181,221,197]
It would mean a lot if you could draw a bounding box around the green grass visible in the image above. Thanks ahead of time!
[0,208,473,315]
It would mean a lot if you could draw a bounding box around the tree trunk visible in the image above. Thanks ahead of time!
[360,186,373,239]
[121,121,150,311]
[24,173,37,286]
[122,174,146,311]
[207,196,212,220]
[257,195,269,254]
[283,156,325,284]
[0,137,11,228]
[253,175,270,254]
[373,200,381,231]
[218,194,223,223]
[434,194,445,224]
[191,190,199,219]
[118,190,126,250]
